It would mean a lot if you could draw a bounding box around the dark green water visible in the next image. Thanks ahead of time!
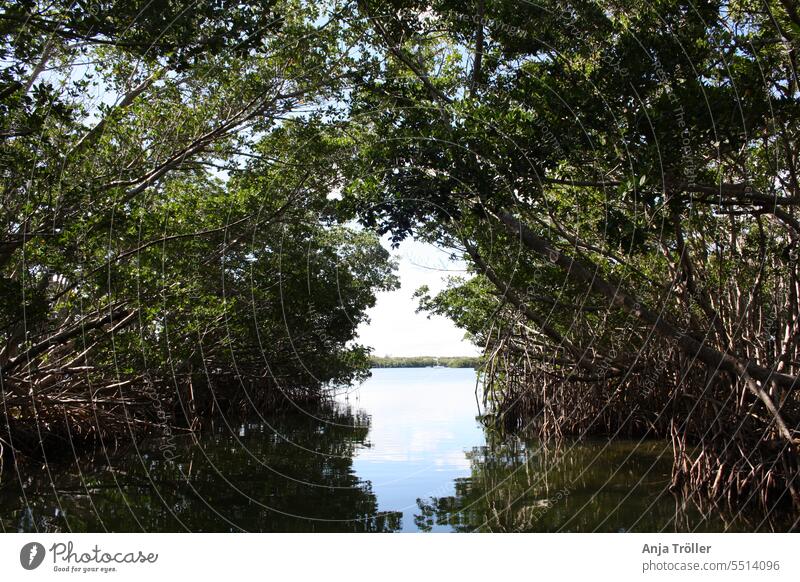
[0,368,795,532]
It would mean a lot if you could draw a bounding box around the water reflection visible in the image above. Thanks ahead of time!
[0,403,401,532]
[0,368,795,532]
[413,436,786,532]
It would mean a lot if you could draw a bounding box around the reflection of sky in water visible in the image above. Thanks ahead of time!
[341,367,483,531]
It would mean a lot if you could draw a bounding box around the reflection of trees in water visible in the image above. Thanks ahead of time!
[5,403,794,533]
[0,402,401,532]
[415,435,797,533]
[415,436,547,533]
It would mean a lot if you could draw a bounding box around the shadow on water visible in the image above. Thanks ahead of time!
[0,369,795,532]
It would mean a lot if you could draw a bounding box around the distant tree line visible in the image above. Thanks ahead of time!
[370,356,481,369]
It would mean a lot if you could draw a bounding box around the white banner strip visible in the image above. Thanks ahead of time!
[1,533,797,581]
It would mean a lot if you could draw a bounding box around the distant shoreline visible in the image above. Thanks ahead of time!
[369,356,481,369]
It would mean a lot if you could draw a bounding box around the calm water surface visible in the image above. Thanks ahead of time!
[0,368,793,532]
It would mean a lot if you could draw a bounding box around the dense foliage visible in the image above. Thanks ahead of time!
[334,0,800,509]
[0,0,396,452]
[2,0,799,511]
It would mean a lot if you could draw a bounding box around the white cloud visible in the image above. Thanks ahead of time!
[356,237,481,357]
